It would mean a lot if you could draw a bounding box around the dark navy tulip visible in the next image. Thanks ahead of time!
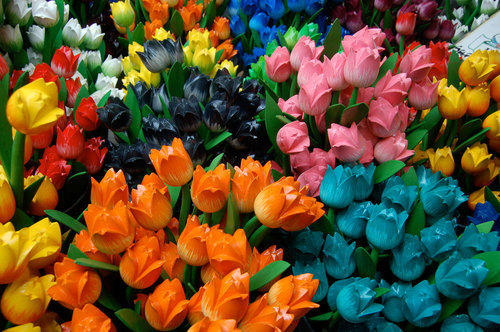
[292,258,328,302]
[402,281,441,327]
[227,119,264,150]
[390,234,426,281]
[468,201,500,232]
[381,176,418,213]
[420,219,457,262]
[241,79,265,95]
[249,11,269,32]
[365,204,408,250]
[129,81,152,111]
[182,134,206,167]
[468,287,500,328]
[234,92,264,118]
[259,0,285,19]
[327,278,361,311]
[260,26,279,49]
[336,201,373,239]
[336,278,383,324]
[289,228,325,261]
[183,69,212,104]
[105,142,152,180]
[209,70,242,99]
[240,0,257,15]
[352,163,376,201]
[97,97,132,132]
[203,99,230,132]
[150,83,168,115]
[287,0,307,12]
[458,224,500,258]
[380,280,412,323]
[230,15,246,36]
[441,314,484,332]
[141,114,179,147]
[323,233,356,279]
[436,253,489,300]
[169,97,203,133]
[305,0,325,15]
[320,165,356,209]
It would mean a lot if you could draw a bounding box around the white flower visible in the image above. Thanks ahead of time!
[95,73,118,90]
[0,25,23,53]
[80,50,102,72]
[101,55,123,78]
[481,0,499,15]
[110,88,126,100]
[453,7,464,20]
[71,71,88,89]
[63,18,86,47]
[452,19,462,27]
[471,14,489,30]
[21,63,36,76]
[452,24,469,42]
[26,25,45,52]
[90,88,124,105]
[32,0,59,28]
[83,23,105,50]
[27,47,43,65]
[437,15,448,23]
[6,0,31,26]
[63,4,69,24]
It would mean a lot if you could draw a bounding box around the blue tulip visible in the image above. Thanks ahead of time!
[390,234,426,281]
[249,11,269,32]
[327,277,360,311]
[365,204,408,250]
[352,163,376,201]
[230,16,246,37]
[258,0,285,20]
[436,253,489,300]
[336,201,373,239]
[289,228,325,261]
[469,201,500,233]
[292,258,328,302]
[320,165,356,209]
[420,218,458,262]
[458,224,500,258]
[287,0,307,12]
[365,317,403,332]
[240,0,257,15]
[381,176,418,213]
[468,287,500,328]
[402,280,442,327]
[441,314,484,332]
[227,0,239,16]
[260,26,278,48]
[336,278,383,324]
[380,280,412,323]
[305,0,325,15]
[323,233,356,279]
[420,176,467,218]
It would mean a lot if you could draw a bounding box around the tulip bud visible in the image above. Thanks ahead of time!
[177,215,210,266]
[0,172,15,223]
[77,138,108,175]
[56,123,84,160]
[426,147,455,177]
[380,281,412,323]
[27,218,61,269]
[24,175,58,216]
[81,23,105,50]
[145,279,189,331]
[423,19,440,40]
[366,204,408,250]
[32,0,59,28]
[149,138,194,187]
[264,46,291,83]
[459,50,496,86]
[323,233,356,279]
[80,50,102,73]
[101,55,123,78]
[67,304,117,332]
[461,142,491,174]
[391,234,426,281]
[402,281,441,327]
[396,11,417,35]
[336,278,383,323]
[468,287,500,328]
[62,18,86,47]
[438,83,467,120]
[6,0,32,26]
[490,74,500,102]
[0,24,23,53]
[26,25,45,53]
[191,164,230,213]
[320,165,356,209]
[110,0,135,28]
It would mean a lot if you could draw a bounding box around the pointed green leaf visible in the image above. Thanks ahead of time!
[12,71,29,92]
[98,287,122,311]
[200,0,216,28]
[265,93,285,149]
[206,153,224,171]
[132,22,145,45]
[375,53,398,83]
[355,247,375,278]
[276,115,292,125]
[407,106,441,132]
[406,201,425,236]
[249,261,290,291]
[322,19,341,58]
[309,312,334,321]
[438,298,464,321]
[214,49,225,64]
[68,244,89,260]
[115,132,131,144]
[167,62,185,98]
[74,85,89,110]
[477,221,494,233]
[406,128,427,149]
[141,104,154,118]
[374,160,405,184]
[0,75,12,176]
[447,51,462,89]
[12,208,34,230]
[170,10,184,40]
[204,132,232,150]
[97,90,112,107]
[459,119,483,142]
[169,185,181,207]
[325,104,345,129]
[74,258,119,271]
[115,308,157,332]
[452,128,490,154]
[340,103,368,126]
[374,287,390,298]
[484,186,500,212]
[58,77,67,102]
[45,209,87,232]
[401,167,418,187]
[225,192,239,234]
[124,88,141,142]
[473,251,500,286]
[258,79,279,102]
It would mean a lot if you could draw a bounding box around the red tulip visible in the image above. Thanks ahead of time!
[30,63,60,90]
[56,123,84,159]
[75,97,101,131]
[65,77,82,109]
[51,46,79,78]
[31,128,54,149]
[77,137,108,175]
[396,11,417,36]
[36,146,71,190]
[0,55,8,80]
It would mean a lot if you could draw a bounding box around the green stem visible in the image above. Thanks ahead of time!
[290,73,298,98]
[369,9,379,26]
[10,132,25,209]
[248,225,271,247]
[445,0,452,20]
[331,91,340,105]
[161,71,169,85]
[465,0,482,27]
[349,86,358,106]
[282,153,290,177]
[243,215,261,238]
[179,184,191,234]
[384,37,395,54]
[328,311,341,330]
[399,35,405,56]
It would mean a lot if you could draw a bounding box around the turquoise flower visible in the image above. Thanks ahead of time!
[458,224,500,258]
[319,165,356,209]
[381,176,418,213]
[352,163,376,201]
[327,277,360,311]
[390,234,426,281]
[289,228,324,261]
[365,204,408,250]
[336,278,383,324]
[468,287,500,328]
[402,280,442,327]
[420,219,457,262]
[441,314,484,332]
[336,201,373,240]
[365,317,403,332]
[323,233,356,279]
[420,176,467,218]
[292,258,328,302]
[380,280,412,323]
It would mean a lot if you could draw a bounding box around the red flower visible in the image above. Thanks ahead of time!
[36,146,71,190]
[30,63,61,90]
[51,46,79,78]
[396,11,417,36]
[54,111,70,135]
[0,55,8,80]
[9,70,24,90]
[56,123,84,160]
[75,97,100,131]
[31,128,54,149]
[65,77,82,109]
[428,41,451,80]
[77,137,108,175]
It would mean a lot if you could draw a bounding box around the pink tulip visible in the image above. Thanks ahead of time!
[323,53,349,91]
[344,47,380,88]
[368,97,403,137]
[373,71,411,106]
[276,121,310,154]
[297,165,327,197]
[339,86,374,105]
[290,36,324,72]
[328,122,366,163]
[373,132,414,163]
[278,95,303,120]
[359,138,374,164]
[290,150,313,174]
[358,119,379,146]
[298,74,332,116]
[264,46,292,83]
[408,77,439,110]
[352,26,386,48]
[315,111,326,133]
[297,59,325,87]
[395,11,417,36]
[310,148,336,169]
[399,46,433,83]
[342,27,385,56]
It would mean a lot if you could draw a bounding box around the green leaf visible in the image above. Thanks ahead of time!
[484,187,500,212]
[249,261,290,292]
[45,209,87,232]
[438,298,465,321]
[355,247,375,278]
[200,0,216,28]
[23,175,45,209]
[58,77,67,103]
[309,312,334,321]
[206,153,224,171]
[67,244,88,260]
[167,62,185,98]
[74,85,89,110]
[374,287,390,298]
[477,221,495,233]
[115,132,131,144]
[340,103,368,126]
[98,287,122,311]
[406,129,427,150]
[447,51,462,89]
[11,49,29,71]
[169,185,181,207]
[170,10,184,40]
[77,61,89,80]
[258,79,279,102]
[401,167,418,187]
[12,71,29,92]
[124,88,142,142]
[325,104,345,130]
[204,132,232,150]
[406,201,425,236]
[271,169,283,182]
[132,22,145,45]
[459,119,483,142]
[0,76,12,176]
[225,192,239,234]
[373,160,405,184]
[97,90,112,107]
[473,251,500,286]
[322,19,341,59]
[67,171,88,182]
[214,49,225,64]
[74,258,119,272]
[12,208,34,230]
[452,128,490,153]
[383,10,393,29]
[264,93,285,150]
[115,308,157,332]
[408,106,441,132]
[375,53,398,83]
[277,29,288,49]
[141,104,154,118]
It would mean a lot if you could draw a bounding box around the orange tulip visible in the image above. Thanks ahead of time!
[254,177,325,231]
[231,158,272,213]
[142,173,170,199]
[145,20,164,40]
[148,2,169,25]
[167,217,180,240]
[188,317,241,332]
[267,274,319,319]
[90,168,128,209]
[186,0,203,21]
[119,235,164,289]
[176,215,210,266]
[129,184,173,231]
[150,138,194,187]
[200,263,221,284]
[209,30,219,47]
[74,230,119,265]
[84,201,136,255]
[191,164,231,213]
[180,7,197,31]
[187,287,205,325]
[67,304,117,332]
[212,17,230,40]
[238,294,294,332]
[161,241,185,282]
[216,39,237,62]
[248,245,283,291]
[47,257,102,310]
[201,268,249,321]
[473,159,499,187]
[145,278,189,331]
[206,229,251,276]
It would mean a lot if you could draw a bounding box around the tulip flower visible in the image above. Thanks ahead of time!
[206,229,251,276]
[437,83,469,120]
[75,230,118,265]
[231,157,272,213]
[290,36,324,72]
[368,97,406,138]
[381,176,418,212]
[90,168,128,209]
[31,0,58,27]
[191,164,231,213]
[84,201,135,255]
[328,123,366,163]
[147,2,169,25]
[138,39,181,73]
[62,18,86,47]
[50,46,79,78]
[77,137,108,175]
[213,17,230,40]
[189,317,241,332]
[0,24,23,53]
[82,23,105,50]
[161,241,185,282]
[75,97,100,131]
[399,46,433,83]
[1,273,55,325]
[426,147,455,177]
[6,0,32,26]
[26,218,61,270]
[6,78,63,135]
[276,121,310,154]
[373,72,411,106]
[343,46,380,88]
[170,97,203,133]
[459,50,496,86]
[298,74,332,116]
[374,133,414,163]
[468,287,500,328]
[402,281,441,327]
[0,173,15,223]
[396,11,417,35]
[366,203,408,250]
[337,201,373,240]
[129,183,172,231]
[248,245,283,288]
[24,175,58,216]
[465,83,491,116]
[36,148,71,190]
[323,233,356,279]
[297,59,324,87]
[150,138,194,187]
[30,128,53,150]
[408,77,439,110]
[64,77,81,109]
[56,123,84,160]
[239,294,294,331]
[63,304,116,332]
[323,53,349,91]
[177,215,210,266]
[30,63,61,89]
[319,165,355,209]
[188,287,205,325]
[390,234,426,281]
[26,25,45,53]
[473,159,499,187]
[264,46,291,83]
[254,177,325,231]
[461,142,491,174]
[336,278,383,323]
[48,257,102,309]
[110,0,135,29]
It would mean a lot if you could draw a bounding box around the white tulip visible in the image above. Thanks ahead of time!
[71,71,88,89]
[27,47,43,65]
[481,0,499,15]
[83,23,105,50]
[63,4,70,24]
[22,63,36,76]
[26,25,45,52]
[32,0,59,28]
[0,25,23,53]
[6,0,32,26]
[101,55,123,78]
[452,24,469,43]
[91,88,125,105]
[95,73,118,90]
[80,50,102,72]
[471,14,489,30]
[453,7,464,20]
[63,18,86,47]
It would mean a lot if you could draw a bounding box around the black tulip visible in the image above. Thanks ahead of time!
[169,97,203,133]
[97,97,132,132]
[137,39,179,73]
[209,69,242,99]
[241,79,265,95]
[104,142,150,179]
[142,114,179,147]
[183,68,212,103]
[203,99,229,132]
[171,39,184,64]
[225,105,246,131]
[227,119,264,150]
[234,92,264,118]
[129,81,152,110]
[182,134,206,167]
[150,83,168,115]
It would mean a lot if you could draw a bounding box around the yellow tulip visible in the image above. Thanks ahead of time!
[473,159,499,187]
[121,56,135,75]
[487,50,500,80]
[153,28,175,41]
[465,83,490,116]
[110,0,135,28]
[491,74,500,103]
[461,142,492,174]
[187,30,211,53]
[426,147,455,177]
[468,186,500,210]
[138,64,161,88]
[3,324,41,332]
[407,144,428,165]
[438,84,467,120]
[211,60,238,77]
[459,50,497,86]
[183,46,194,67]
[122,69,142,88]
[192,48,216,76]
[128,42,145,69]
[1,273,55,325]
[6,78,64,135]
[27,218,61,270]
[0,172,15,224]
[483,110,500,140]
[24,174,58,217]
[0,224,36,284]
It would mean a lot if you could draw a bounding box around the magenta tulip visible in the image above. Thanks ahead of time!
[374,71,411,106]
[276,121,310,154]
[373,133,414,163]
[298,74,332,116]
[408,77,438,110]
[323,53,349,90]
[290,36,324,72]
[328,122,366,163]
[344,47,380,88]
[264,46,292,83]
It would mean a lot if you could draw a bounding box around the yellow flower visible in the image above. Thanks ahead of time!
[0,172,15,224]
[153,28,175,41]
[407,144,428,165]
[426,147,455,177]
[187,30,210,53]
[110,0,135,28]
[483,110,500,140]
[192,48,216,75]
[465,83,490,116]
[0,224,36,284]
[24,174,58,217]
[121,56,135,75]
[3,324,41,332]
[468,186,500,210]
[210,60,238,77]
[128,42,145,69]
[0,272,55,325]
[461,142,492,174]
[183,46,194,66]
[437,83,467,120]
[122,69,142,88]
[473,159,499,187]
[459,50,497,86]
[27,218,61,270]
[138,64,161,87]
[6,79,64,135]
